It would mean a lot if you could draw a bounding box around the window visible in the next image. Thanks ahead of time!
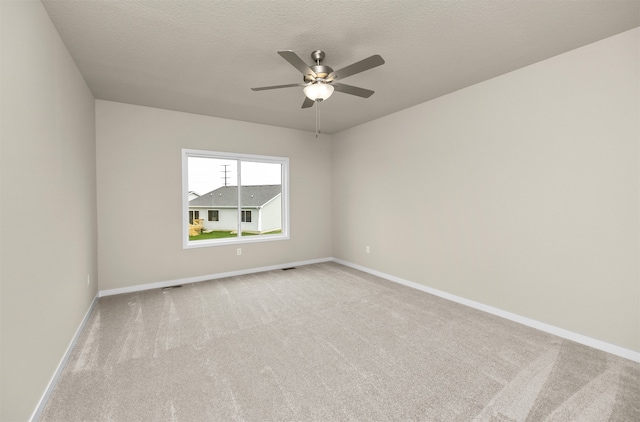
[241,210,251,223]
[189,210,200,224]
[183,149,289,248]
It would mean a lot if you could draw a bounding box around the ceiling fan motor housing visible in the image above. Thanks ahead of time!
[304,50,333,83]
[305,65,333,83]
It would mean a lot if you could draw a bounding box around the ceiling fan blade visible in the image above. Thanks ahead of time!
[251,83,305,91]
[332,83,375,98]
[328,55,385,80]
[278,51,317,78]
[301,97,315,108]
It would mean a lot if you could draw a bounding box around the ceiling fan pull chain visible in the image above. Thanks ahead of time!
[316,101,319,138]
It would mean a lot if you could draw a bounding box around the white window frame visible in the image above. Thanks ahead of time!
[182,149,289,249]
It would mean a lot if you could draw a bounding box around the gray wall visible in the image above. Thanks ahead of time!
[0,1,98,420]
[332,28,639,353]
[96,100,332,291]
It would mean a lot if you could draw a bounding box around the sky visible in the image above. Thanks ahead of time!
[188,157,282,195]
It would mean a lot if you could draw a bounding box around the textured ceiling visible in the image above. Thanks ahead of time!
[42,0,639,134]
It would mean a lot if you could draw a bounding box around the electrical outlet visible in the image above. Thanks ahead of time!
[366,246,370,254]
[237,248,242,256]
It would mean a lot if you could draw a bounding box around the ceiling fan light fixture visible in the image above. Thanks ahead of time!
[303,82,334,102]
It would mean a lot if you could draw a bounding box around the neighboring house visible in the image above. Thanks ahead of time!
[189,185,282,234]
[188,191,200,201]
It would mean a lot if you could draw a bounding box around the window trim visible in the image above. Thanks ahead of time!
[182,149,289,249]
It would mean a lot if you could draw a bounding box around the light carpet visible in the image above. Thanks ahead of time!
[40,262,639,421]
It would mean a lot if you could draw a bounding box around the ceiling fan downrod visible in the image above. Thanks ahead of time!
[311,50,324,65]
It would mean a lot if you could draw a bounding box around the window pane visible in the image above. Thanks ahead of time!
[188,157,238,241]
[240,161,282,237]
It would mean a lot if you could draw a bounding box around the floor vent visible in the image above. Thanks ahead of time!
[282,267,296,271]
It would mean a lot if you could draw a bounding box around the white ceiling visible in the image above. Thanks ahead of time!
[42,0,639,134]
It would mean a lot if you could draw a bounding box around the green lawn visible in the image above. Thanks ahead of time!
[189,230,280,241]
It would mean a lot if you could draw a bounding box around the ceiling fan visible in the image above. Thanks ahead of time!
[251,50,385,108]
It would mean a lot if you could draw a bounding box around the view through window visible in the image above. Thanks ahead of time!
[183,149,288,247]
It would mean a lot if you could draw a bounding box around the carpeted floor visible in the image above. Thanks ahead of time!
[40,262,639,421]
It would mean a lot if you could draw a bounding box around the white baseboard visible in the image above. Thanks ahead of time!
[332,258,640,364]
[97,256,639,363]
[99,257,333,297]
[30,294,99,422]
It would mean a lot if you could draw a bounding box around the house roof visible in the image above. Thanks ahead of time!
[189,185,281,208]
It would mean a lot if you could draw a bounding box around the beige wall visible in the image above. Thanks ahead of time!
[96,100,332,291]
[0,1,98,420]
[332,28,639,353]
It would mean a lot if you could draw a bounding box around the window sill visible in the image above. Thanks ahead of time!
[183,233,289,249]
